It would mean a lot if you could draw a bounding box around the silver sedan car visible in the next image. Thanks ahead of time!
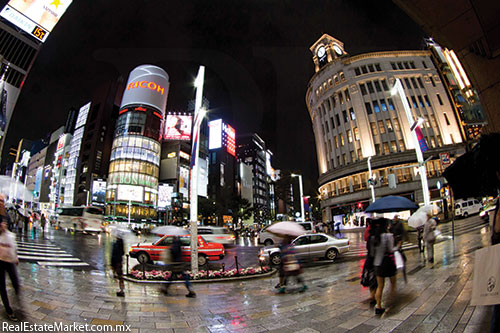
[258,233,350,265]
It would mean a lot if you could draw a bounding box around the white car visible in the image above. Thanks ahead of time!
[259,233,350,265]
[197,226,236,245]
[455,198,482,218]
[258,221,314,246]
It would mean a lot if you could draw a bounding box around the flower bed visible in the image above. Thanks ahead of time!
[130,266,272,281]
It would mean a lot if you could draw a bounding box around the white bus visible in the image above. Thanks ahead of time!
[56,206,104,233]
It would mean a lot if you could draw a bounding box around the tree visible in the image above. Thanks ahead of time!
[198,196,216,223]
[229,197,253,223]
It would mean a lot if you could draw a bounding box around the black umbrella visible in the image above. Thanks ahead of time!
[443,133,500,199]
[365,195,418,213]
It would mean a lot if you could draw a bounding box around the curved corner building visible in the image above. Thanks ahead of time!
[106,65,169,221]
[306,34,465,222]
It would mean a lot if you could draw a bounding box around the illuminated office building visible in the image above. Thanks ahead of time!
[106,65,169,222]
[306,34,465,222]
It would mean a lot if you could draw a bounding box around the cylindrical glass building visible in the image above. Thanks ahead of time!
[106,65,169,222]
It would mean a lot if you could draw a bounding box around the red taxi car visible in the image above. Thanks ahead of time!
[129,235,225,266]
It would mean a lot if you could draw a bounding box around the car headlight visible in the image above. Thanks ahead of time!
[480,211,486,217]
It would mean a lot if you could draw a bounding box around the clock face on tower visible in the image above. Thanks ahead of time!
[333,45,343,56]
[317,46,326,59]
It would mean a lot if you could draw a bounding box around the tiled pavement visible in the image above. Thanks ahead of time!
[2,224,494,332]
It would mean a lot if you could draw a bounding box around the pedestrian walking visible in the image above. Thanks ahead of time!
[31,213,39,237]
[110,234,125,297]
[390,215,408,282]
[372,218,397,315]
[490,196,500,332]
[277,236,307,294]
[361,219,378,305]
[0,220,20,321]
[416,225,424,253]
[15,212,23,236]
[161,236,196,298]
[423,213,437,264]
[40,214,47,236]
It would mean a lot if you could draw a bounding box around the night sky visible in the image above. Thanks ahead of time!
[1,0,426,195]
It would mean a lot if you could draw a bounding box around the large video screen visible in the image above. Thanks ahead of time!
[164,114,192,140]
[1,0,73,42]
[91,180,106,205]
[157,184,174,208]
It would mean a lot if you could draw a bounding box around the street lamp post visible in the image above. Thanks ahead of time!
[391,78,430,206]
[291,173,305,221]
[190,66,206,275]
[367,156,376,203]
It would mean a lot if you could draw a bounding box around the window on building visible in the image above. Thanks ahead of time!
[391,141,397,152]
[360,83,367,95]
[398,62,404,70]
[354,67,361,76]
[411,77,418,89]
[347,129,353,143]
[430,76,436,87]
[430,137,436,148]
[404,62,410,69]
[411,96,418,108]
[424,115,431,128]
[327,140,332,152]
[386,119,393,132]
[424,95,431,107]
[380,99,388,111]
[349,108,356,120]
[404,78,412,90]
[367,81,375,94]
[345,88,350,102]
[340,72,345,81]
[381,79,389,91]
[407,97,412,108]
[325,120,329,132]
[335,114,341,126]
[340,134,345,146]
[410,61,416,69]
[334,136,339,148]
[370,122,378,135]
[430,114,438,128]
[443,112,451,125]
[357,148,363,159]
[387,98,395,110]
[399,140,406,151]
[368,64,374,72]
[417,77,424,88]
[393,118,401,131]
[378,120,386,134]
[334,75,339,85]
[450,134,455,144]
[365,102,373,115]
[338,92,344,104]
[437,93,443,105]
[332,96,337,108]
[374,80,382,92]
[391,62,397,70]
[375,144,381,155]
[422,61,428,68]
[375,63,382,71]
[342,110,348,122]
[343,153,347,164]
[350,151,356,162]
[337,156,341,166]
[418,96,425,108]
[437,135,443,146]
[361,66,368,74]
[373,100,380,113]
[328,78,333,87]
[354,127,360,140]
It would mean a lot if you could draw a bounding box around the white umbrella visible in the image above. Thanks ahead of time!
[151,225,190,236]
[0,176,33,202]
[408,205,440,228]
[108,225,133,238]
[266,221,306,237]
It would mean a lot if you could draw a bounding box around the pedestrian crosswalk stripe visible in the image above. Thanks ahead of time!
[17,251,73,256]
[18,255,82,261]
[17,244,60,249]
[37,262,89,266]
[17,248,66,253]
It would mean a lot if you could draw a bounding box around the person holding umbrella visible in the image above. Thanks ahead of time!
[423,212,437,264]
[110,232,125,297]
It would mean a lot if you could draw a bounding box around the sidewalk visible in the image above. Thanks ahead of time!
[4,222,493,332]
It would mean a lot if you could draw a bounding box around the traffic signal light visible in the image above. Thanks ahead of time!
[357,202,363,209]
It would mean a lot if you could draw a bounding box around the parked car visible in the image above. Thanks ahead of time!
[258,221,314,246]
[197,226,236,245]
[258,233,349,265]
[129,235,225,266]
[454,198,482,218]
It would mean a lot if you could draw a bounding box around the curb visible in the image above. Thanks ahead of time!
[123,268,277,284]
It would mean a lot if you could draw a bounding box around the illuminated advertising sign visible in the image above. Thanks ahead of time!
[198,157,208,198]
[164,115,192,140]
[117,184,144,202]
[209,119,236,156]
[91,180,106,205]
[179,166,189,198]
[157,184,174,208]
[209,119,222,149]
[0,79,20,139]
[1,0,73,43]
[121,65,169,113]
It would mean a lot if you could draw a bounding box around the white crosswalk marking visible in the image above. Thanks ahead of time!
[16,237,89,268]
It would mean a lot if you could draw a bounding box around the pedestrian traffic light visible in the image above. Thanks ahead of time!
[357,202,363,209]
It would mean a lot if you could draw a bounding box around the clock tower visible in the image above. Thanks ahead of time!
[310,34,347,72]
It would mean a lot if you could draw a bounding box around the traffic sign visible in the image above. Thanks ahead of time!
[440,152,451,168]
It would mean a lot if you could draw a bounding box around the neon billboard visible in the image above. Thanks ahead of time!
[164,114,192,140]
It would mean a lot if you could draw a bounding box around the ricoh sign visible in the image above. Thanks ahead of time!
[120,64,169,113]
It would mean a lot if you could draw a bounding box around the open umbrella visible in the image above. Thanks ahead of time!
[0,176,33,202]
[365,195,418,213]
[266,221,306,237]
[443,133,500,199]
[151,225,189,236]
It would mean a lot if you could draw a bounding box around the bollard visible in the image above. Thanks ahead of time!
[235,255,239,276]
[222,263,225,272]
[142,263,146,280]
[206,260,209,279]
[126,254,129,275]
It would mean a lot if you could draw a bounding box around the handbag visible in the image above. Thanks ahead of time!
[471,243,500,306]
[394,251,404,270]
[433,229,441,239]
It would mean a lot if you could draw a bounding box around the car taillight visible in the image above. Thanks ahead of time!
[348,240,350,245]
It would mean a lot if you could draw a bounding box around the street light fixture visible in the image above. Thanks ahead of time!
[291,173,305,221]
[391,78,430,206]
